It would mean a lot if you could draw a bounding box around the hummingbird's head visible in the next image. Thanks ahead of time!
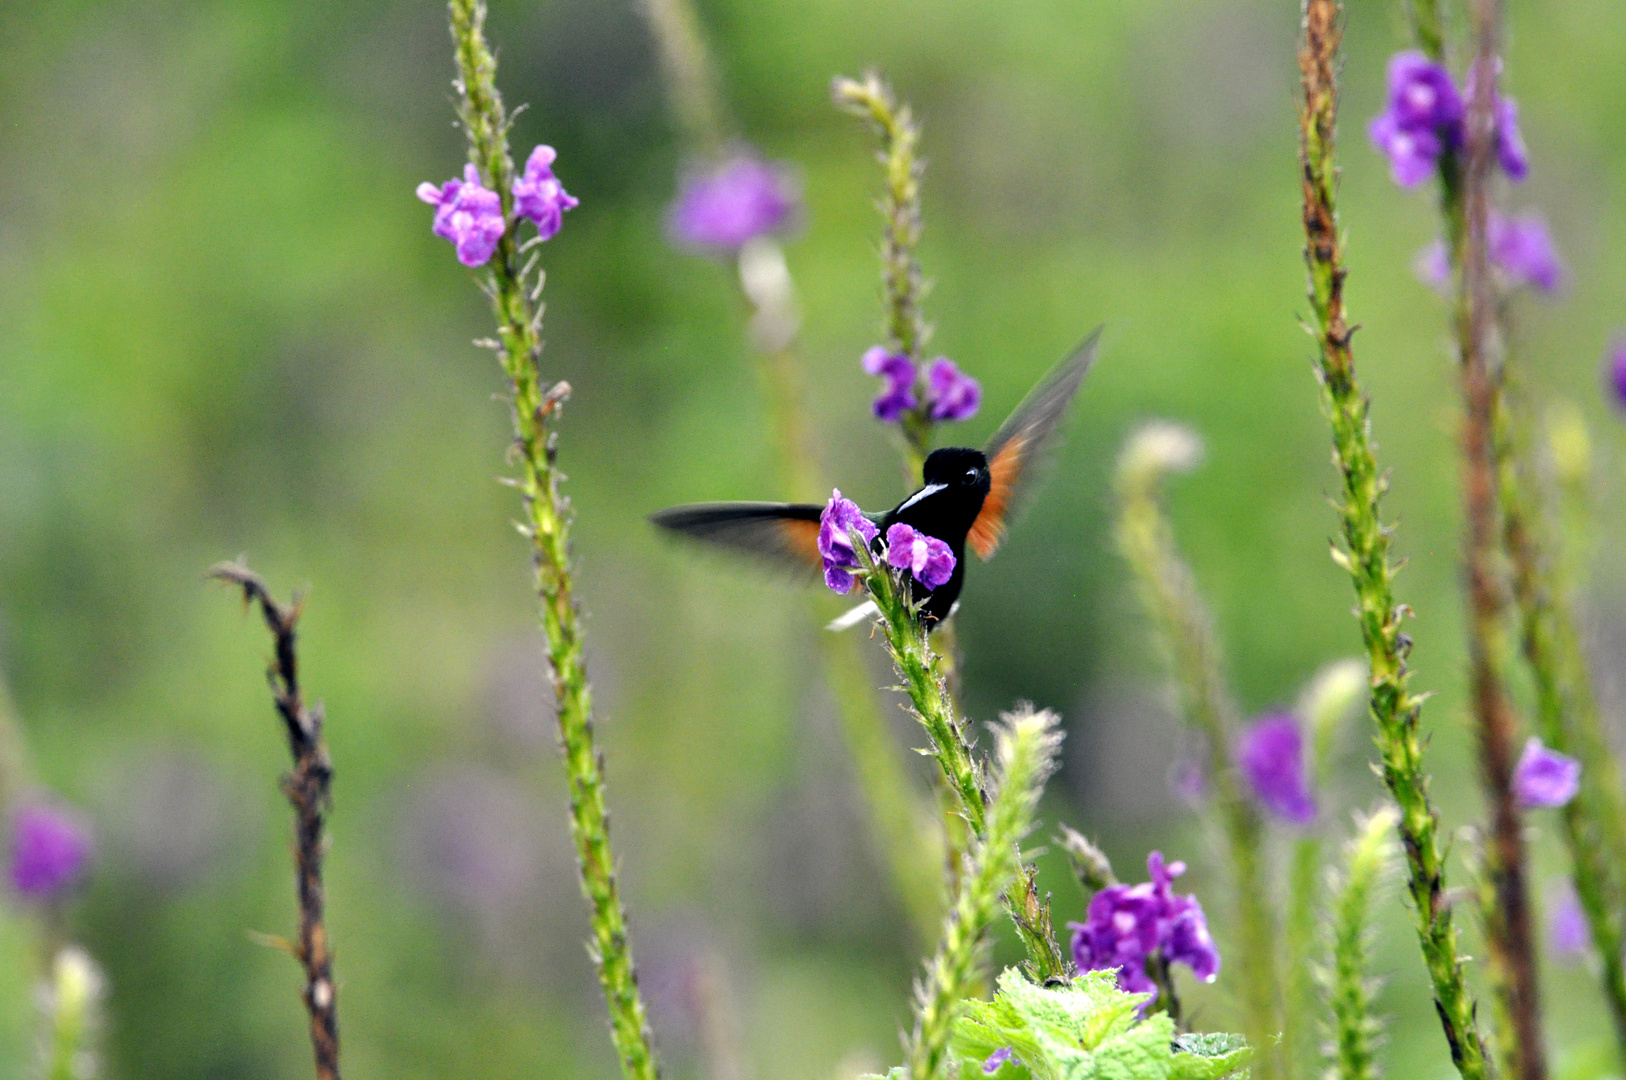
[922,447,991,497]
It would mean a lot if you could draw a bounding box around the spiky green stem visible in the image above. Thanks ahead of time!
[908,708,1062,1080]
[1112,424,1280,1076]
[1320,808,1398,1080]
[1296,3,1489,1076]
[833,72,933,481]
[1498,381,1626,1053]
[442,5,658,1078]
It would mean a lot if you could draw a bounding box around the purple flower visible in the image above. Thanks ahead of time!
[1068,851,1219,1001]
[1548,885,1590,961]
[512,145,578,241]
[667,155,797,251]
[863,347,917,422]
[1488,212,1563,293]
[1413,212,1563,295]
[1238,713,1317,825]
[1369,52,1462,187]
[983,1048,1013,1074]
[416,164,507,267]
[1466,59,1530,182]
[9,803,92,900]
[924,358,982,422]
[817,489,878,594]
[1512,737,1580,808]
[1605,339,1626,411]
[885,523,956,590]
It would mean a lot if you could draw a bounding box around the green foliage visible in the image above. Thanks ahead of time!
[902,969,1252,1080]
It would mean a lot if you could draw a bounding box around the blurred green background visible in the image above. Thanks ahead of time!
[2,0,1625,1076]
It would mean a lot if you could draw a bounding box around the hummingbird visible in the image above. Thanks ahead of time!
[650,328,1101,628]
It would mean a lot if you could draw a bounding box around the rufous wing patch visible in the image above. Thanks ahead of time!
[969,434,1027,560]
[777,517,824,569]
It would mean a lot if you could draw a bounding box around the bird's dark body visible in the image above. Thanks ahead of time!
[648,328,1102,630]
[873,447,990,623]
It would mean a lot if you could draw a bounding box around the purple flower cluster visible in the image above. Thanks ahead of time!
[885,523,956,590]
[417,146,576,266]
[668,154,797,251]
[1512,737,1580,808]
[817,490,878,593]
[1415,211,1564,295]
[1369,52,1527,188]
[1068,851,1219,999]
[1548,885,1590,962]
[9,803,92,900]
[860,350,981,424]
[982,1048,1013,1074]
[1237,713,1316,825]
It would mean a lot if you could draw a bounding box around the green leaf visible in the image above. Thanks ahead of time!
[947,968,1252,1080]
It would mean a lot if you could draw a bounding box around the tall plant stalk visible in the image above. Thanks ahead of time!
[1498,390,1626,1051]
[209,564,341,1080]
[1451,5,1546,1075]
[635,0,943,940]
[1320,808,1399,1080]
[436,4,660,1077]
[1295,2,1489,1076]
[907,707,1062,1080]
[855,542,1069,981]
[1112,423,1280,1080]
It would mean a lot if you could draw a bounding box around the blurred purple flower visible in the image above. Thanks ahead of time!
[1413,211,1563,295]
[863,347,918,422]
[1238,713,1316,825]
[818,489,878,593]
[1513,737,1580,808]
[512,145,577,240]
[668,154,797,251]
[1369,52,1462,187]
[1548,885,1590,961]
[983,1048,1014,1074]
[924,358,982,422]
[1465,59,1530,182]
[1068,851,1219,1001]
[9,803,92,900]
[1605,339,1626,411]
[1489,212,1563,293]
[885,523,956,590]
[417,164,507,266]
[1168,757,1205,808]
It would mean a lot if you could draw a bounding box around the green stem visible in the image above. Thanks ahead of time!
[907,708,1062,1080]
[833,72,933,482]
[443,5,659,1079]
[42,947,101,1080]
[1283,833,1323,1074]
[1296,3,1489,1076]
[1112,425,1280,1078]
[1499,380,1626,1054]
[1321,808,1398,1080]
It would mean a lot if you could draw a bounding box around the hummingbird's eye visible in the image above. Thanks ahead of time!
[964,467,980,484]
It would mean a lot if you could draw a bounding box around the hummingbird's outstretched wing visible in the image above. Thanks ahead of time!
[649,502,826,576]
[969,326,1102,560]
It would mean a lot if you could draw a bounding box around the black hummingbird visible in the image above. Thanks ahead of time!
[651,328,1101,627]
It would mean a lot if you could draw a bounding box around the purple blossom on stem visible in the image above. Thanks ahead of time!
[1512,737,1580,808]
[983,1048,1013,1074]
[1548,885,1590,962]
[1068,851,1219,1000]
[924,358,982,422]
[862,347,917,422]
[1466,58,1530,182]
[817,489,878,594]
[1413,211,1563,295]
[416,164,507,267]
[1237,713,1317,825]
[884,523,956,590]
[9,803,92,900]
[1605,339,1626,412]
[667,154,797,251]
[512,145,578,240]
[1368,52,1462,187]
